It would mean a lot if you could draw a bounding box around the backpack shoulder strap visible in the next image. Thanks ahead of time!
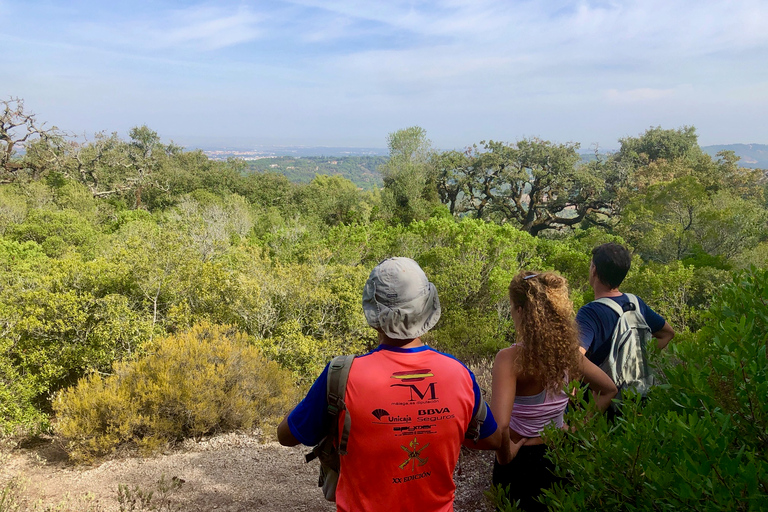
[624,294,651,329]
[326,355,355,455]
[465,398,487,442]
[593,297,624,316]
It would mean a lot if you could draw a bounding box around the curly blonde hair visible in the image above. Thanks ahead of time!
[509,271,581,395]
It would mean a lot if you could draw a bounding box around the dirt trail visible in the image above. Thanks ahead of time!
[1,433,496,511]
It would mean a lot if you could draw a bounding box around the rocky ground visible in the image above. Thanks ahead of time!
[0,432,497,512]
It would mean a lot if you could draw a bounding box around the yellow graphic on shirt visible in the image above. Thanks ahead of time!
[399,437,429,472]
[390,369,434,382]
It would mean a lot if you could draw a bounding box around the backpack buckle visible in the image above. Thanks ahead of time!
[327,392,344,415]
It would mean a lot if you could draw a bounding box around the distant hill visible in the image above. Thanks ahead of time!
[578,144,768,169]
[702,144,768,169]
[246,156,386,189]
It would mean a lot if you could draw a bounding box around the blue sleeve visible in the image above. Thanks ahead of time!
[637,297,666,333]
[470,372,498,439]
[576,305,598,351]
[286,363,331,446]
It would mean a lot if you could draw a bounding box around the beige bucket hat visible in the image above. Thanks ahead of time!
[362,257,441,340]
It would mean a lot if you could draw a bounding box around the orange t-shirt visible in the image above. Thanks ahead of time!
[335,346,478,512]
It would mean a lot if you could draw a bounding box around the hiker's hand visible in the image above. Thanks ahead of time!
[509,437,526,460]
[496,437,527,465]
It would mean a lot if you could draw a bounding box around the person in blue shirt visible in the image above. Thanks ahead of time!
[277,257,500,512]
[576,243,675,366]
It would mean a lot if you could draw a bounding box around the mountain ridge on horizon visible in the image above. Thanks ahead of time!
[700,143,768,168]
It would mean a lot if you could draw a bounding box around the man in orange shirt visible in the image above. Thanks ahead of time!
[278,257,501,512]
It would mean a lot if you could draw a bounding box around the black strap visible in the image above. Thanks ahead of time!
[326,355,355,455]
[465,398,488,442]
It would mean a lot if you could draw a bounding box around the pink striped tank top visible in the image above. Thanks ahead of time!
[508,388,569,438]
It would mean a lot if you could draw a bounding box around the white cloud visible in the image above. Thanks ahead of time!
[75,4,264,52]
[159,5,263,50]
[292,0,768,61]
[301,1,768,105]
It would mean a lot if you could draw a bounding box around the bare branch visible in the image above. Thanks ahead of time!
[1,97,61,180]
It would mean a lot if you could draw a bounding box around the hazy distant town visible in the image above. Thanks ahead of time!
[199,146,389,161]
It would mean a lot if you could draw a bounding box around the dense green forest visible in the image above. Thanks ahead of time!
[2,99,768,509]
[246,155,386,189]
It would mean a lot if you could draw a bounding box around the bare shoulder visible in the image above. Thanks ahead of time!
[494,345,520,366]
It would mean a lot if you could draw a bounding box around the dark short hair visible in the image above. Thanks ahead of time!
[591,243,631,289]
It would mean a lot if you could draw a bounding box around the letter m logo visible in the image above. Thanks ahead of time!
[391,382,437,401]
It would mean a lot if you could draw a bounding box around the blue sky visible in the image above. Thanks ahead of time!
[2,0,767,150]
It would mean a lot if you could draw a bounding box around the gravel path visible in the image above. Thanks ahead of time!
[1,433,496,511]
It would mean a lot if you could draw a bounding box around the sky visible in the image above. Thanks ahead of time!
[2,0,768,151]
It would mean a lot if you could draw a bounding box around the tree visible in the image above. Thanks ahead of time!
[615,125,702,167]
[303,174,368,226]
[433,149,474,215]
[127,125,181,209]
[436,138,615,236]
[67,131,133,198]
[712,150,765,203]
[0,98,60,182]
[379,126,438,224]
[619,176,707,262]
[695,190,768,259]
[614,127,768,263]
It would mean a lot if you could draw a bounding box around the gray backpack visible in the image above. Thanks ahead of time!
[305,354,488,502]
[594,294,654,401]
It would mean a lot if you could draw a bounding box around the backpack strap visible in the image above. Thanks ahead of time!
[591,297,630,368]
[593,296,625,317]
[326,355,355,456]
[595,294,648,326]
[624,294,642,316]
[465,398,487,442]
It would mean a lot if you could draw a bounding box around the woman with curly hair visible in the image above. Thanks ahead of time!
[491,271,617,511]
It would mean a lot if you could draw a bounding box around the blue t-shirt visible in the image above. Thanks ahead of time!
[576,294,666,366]
[287,344,498,446]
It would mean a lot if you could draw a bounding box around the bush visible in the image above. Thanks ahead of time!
[8,209,99,258]
[54,323,297,462]
[0,357,49,436]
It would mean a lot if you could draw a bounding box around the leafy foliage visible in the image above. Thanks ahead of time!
[247,155,385,189]
[54,323,297,462]
[379,126,439,224]
[433,138,615,235]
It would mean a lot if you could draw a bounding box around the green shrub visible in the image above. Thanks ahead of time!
[0,356,49,436]
[8,209,99,258]
[258,320,372,380]
[485,484,524,512]
[0,286,155,419]
[54,322,297,462]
